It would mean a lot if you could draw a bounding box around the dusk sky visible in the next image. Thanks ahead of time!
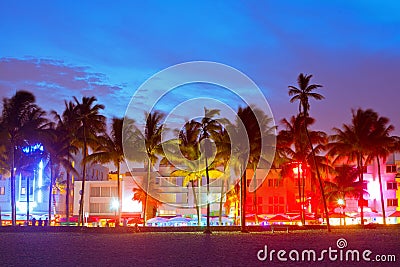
[1,1,400,134]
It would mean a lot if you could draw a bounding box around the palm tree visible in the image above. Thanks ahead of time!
[278,115,327,224]
[52,101,80,222]
[366,112,398,225]
[199,108,223,233]
[324,165,366,224]
[85,117,124,225]
[132,187,161,221]
[213,126,231,225]
[142,111,165,223]
[1,91,48,225]
[328,109,378,225]
[288,73,330,232]
[236,106,275,230]
[74,96,106,226]
[40,123,78,225]
[177,119,202,223]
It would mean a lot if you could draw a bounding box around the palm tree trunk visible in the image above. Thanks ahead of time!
[302,166,306,225]
[358,154,365,226]
[11,142,16,226]
[297,164,302,223]
[143,159,151,223]
[191,180,200,225]
[78,126,87,227]
[218,178,225,225]
[117,162,121,226]
[66,171,70,222]
[241,168,248,232]
[204,157,211,233]
[304,126,331,232]
[48,159,53,226]
[66,153,70,223]
[253,167,259,225]
[376,156,386,225]
[26,174,30,224]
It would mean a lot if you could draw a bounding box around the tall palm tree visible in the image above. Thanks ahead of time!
[288,73,330,232]
[142,111,165,223]
[74,96,106,226]
[328,108,378,225]
[366,112,398,225]
[199,108,223,233]
[236,106,275,231]
[52,101,80,222]
[278,115,327,224]
[85,117,124,225]
[1,91,48,225]
[40,123,78,225]
[177,119,202,223]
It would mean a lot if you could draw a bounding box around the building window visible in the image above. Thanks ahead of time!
[90,187,101,197]
[386,165,397,173]
[358,199,368,207]
[110,187,118,197]
[387,181,398,190]
[21,187,26,195]
[268,179,281,187]
[0,187,5,195]
[387,199,398,207]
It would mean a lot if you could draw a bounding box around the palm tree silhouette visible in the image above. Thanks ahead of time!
[324,165,366,225]
[288,73,330,231]
[52,101,80,222]
[85,117,124,225]
[143,111,165,223]
[278,115,327,224]
[1,91,48,225]
[74,96,106,226]
[366,111,398,225]
[329,108,379,225]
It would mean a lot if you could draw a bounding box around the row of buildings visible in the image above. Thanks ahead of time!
[1,152,400,225]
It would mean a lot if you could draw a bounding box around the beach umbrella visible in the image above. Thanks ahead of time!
[268,214,291,223]
[291,214,315,221]
[167,217,191,226]
[146,217,168,225]
[189,216,207,226]
[353,211,381,218]
[328,212,353,218]
[211,216,234,225]
[388,210,400,217]
[127,217,144,224]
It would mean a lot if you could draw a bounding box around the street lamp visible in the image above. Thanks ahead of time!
[111,199,119,227]
[337,198,345,226]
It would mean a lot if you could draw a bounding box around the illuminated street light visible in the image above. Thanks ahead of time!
[111,199,119,227]
[337,198,345,226]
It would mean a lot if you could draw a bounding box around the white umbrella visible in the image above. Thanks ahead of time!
[167,217,191,226]
[146,217,168,226]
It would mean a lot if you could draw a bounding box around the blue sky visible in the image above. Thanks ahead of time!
[1,1,400,134]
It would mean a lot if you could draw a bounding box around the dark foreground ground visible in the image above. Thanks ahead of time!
[0,227,399,266]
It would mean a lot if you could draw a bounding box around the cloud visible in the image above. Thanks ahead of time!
[0,57,127,118]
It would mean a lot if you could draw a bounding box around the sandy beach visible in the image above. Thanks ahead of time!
[1,227,399,266]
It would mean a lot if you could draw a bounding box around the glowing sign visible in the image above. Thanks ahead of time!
[22,143,44,154]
